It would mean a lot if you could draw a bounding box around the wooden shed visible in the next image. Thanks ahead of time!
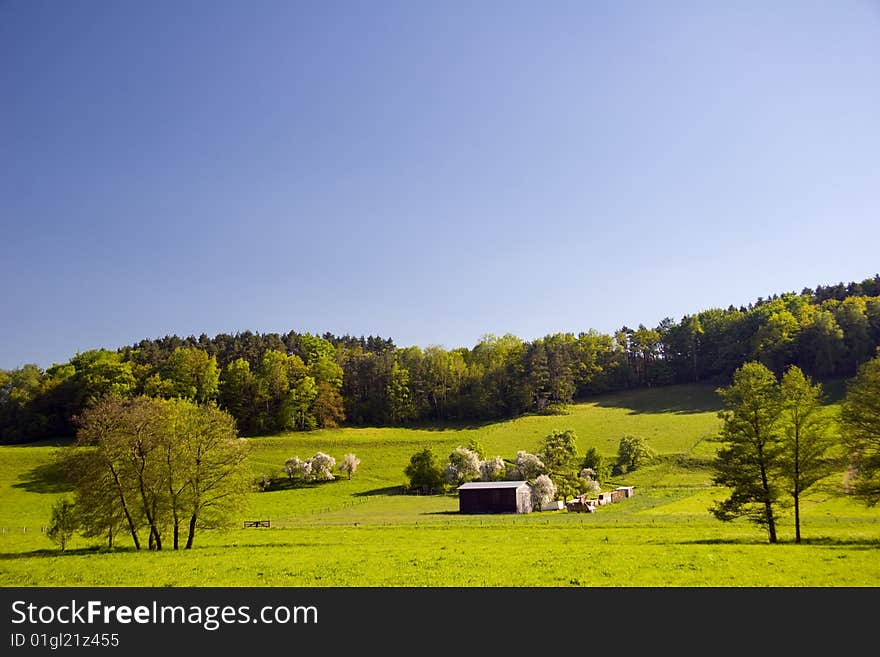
[615,486,635,498]
[457,481,533,514]
[566,498,596,513]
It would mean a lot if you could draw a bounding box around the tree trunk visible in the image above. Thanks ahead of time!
[139,489,161,550]
[173,518,180,551]
[185,513,197,549]
[136,450,162,550]
[753,411,777,544]
[109,464,140,550]
[758,458,777,543]
[794,421,801,544]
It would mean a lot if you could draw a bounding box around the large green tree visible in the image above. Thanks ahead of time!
[165,398,251,549]
[779,366,834,542]
[711,361,785,543]
[539,429,580,476]
[218,358,259,433]
[404,448,445,494]
[839,351,880,506]
[386,361,416,425]
[614,434,655,475]
[155,347,220,403]
[68,395,250,551]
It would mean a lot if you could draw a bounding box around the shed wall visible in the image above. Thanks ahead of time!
[459,485,532,514]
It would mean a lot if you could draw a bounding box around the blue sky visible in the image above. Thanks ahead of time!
[2,1,878,370]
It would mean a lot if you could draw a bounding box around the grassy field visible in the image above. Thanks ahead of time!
[1,383,878,587]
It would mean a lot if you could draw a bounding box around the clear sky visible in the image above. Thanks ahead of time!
[2,1,878,370]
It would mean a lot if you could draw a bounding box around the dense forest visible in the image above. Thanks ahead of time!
[2,276,879,443]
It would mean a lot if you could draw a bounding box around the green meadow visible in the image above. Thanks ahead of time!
[1,383,878,587]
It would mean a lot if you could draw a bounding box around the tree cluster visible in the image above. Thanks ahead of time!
[3,276,880,443]
[711,362,838,542]
[403,429,648,503]
[55,396,251,551]
[262,452,361,488]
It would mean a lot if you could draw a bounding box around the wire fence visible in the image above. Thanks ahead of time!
[0,526,49,534]
[2,516,878,535]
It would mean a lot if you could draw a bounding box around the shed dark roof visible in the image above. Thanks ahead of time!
[457,481,529,490]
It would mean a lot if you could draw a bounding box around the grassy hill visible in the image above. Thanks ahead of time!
[1,383,878,586]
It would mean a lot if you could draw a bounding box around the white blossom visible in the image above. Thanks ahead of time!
[479,456,506,482]
[515,450,546,480]
[284,456,308,481]
[445,446,481,485]
[339,453,361,480]
[309,452,336,481]
[531,474,557,507]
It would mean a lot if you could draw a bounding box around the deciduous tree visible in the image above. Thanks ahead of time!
[779,366,834,542]
[513,450,546,480]
[531,474,557,507]
[840,351,880,506]
[339,453,360,480]
[614,434,655,475]
[404,448,445,494]
[444,446,481,486]
[711,362,785,543]
[47,498,76,552]
[539,429,580,476]
[68,396,250,551]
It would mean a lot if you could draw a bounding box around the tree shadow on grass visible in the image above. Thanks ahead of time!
[263,477,348,492]
[394,418,502,432]
[0,438,73,448]
[352,486,408,497]
[12,460,74,494]
[680,537,880,548]
[0,545,137,560]
[592,386,723,416]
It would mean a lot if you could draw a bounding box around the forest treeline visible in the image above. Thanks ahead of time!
[2,276,880,443]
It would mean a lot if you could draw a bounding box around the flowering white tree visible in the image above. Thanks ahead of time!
[531,474,557,507]
[445,446,481,486]
[515,450,546,480]
[579,468,601,495]
[479,456,506,482]
[339,453,361,480]
[284,453,335,482]
[309,452,336,481]
[284,456,311,481]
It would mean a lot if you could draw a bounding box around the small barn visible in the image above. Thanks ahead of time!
[457,481,533,514]
[615,486,635,498]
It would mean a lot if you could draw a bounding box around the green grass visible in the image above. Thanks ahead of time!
[1,383,878,587]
